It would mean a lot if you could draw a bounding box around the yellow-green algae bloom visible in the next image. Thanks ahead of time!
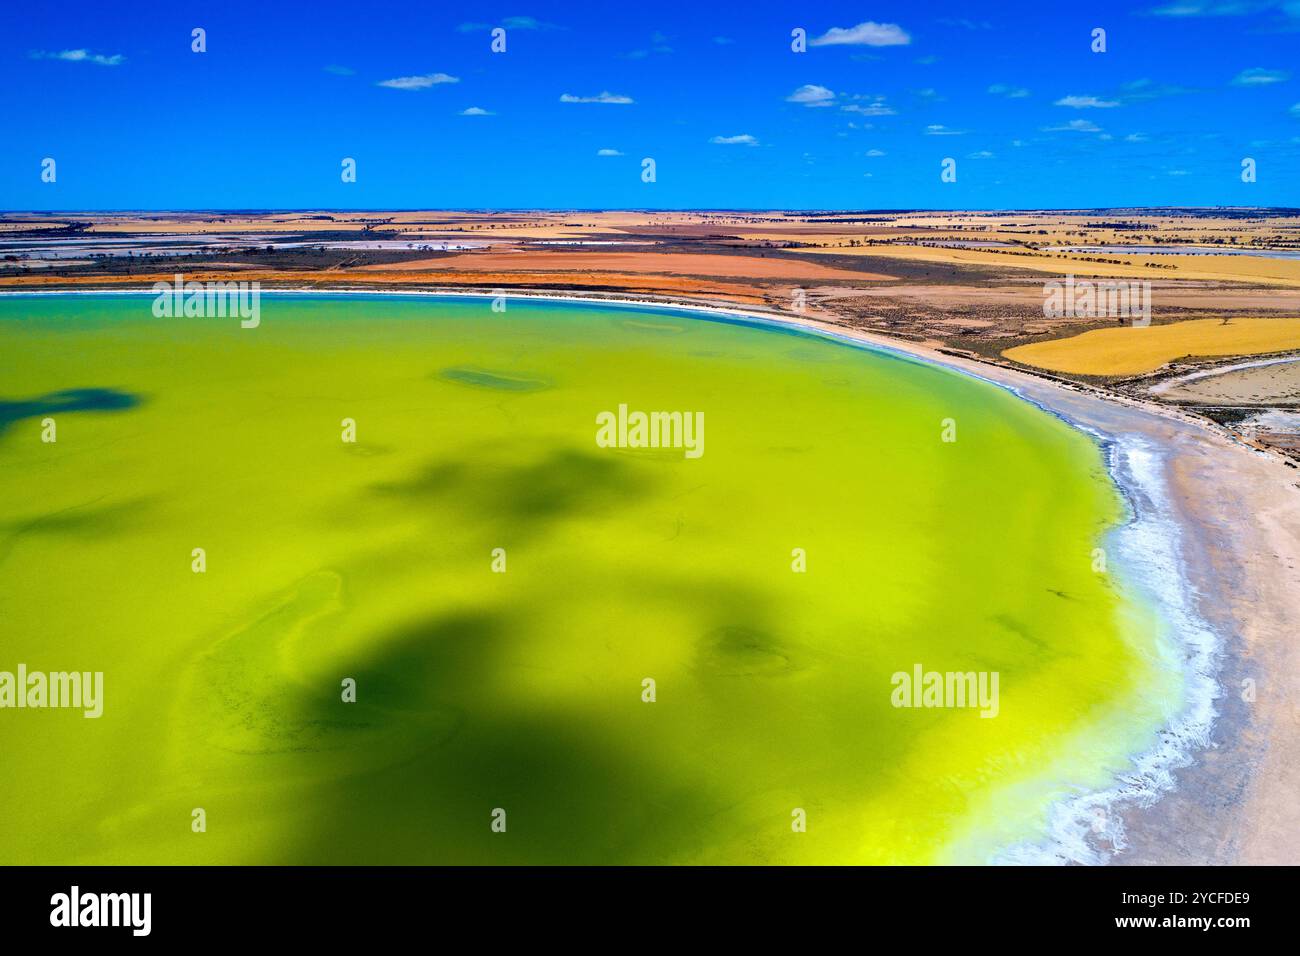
[0,293,1182,864]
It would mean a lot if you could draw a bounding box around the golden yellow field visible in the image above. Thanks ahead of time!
[1003,317,1300,376]
[800,243,1300,287]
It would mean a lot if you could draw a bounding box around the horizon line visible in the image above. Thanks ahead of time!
[4,205,1300,216]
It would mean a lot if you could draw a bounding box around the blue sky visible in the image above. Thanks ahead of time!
[3,0,1299,210]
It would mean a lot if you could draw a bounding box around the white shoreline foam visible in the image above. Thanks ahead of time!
[2,286,1227,864]
[991,431,1222,864]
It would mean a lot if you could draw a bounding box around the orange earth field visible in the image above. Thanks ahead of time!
[356,250,895,281]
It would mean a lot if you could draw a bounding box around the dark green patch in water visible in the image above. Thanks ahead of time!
[0,387,140,437]
[438,367,551,392]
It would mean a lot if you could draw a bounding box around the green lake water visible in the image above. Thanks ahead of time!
[0,293,1180,864]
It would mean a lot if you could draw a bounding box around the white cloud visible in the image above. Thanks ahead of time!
[1043,119,1103,133]
[987,84,1030,98]
[1291,102,1300,116]
[710,134,759,146]
[1125,132,1149,142]
[622,31,674,59]
[1149,1,1287,16]
[925,124,964,135]
[841,95,895,116]
[810,22,911,47]
[968,150,995,158]
[786,84,836,107]
[596,148,624,156]
[460,107,493,115]
[458,16,556,32]
[1233,67,1289,86]
[1055,94,1120,108]
[1120,78,1192,101]
[502,16,551,29]
[865,148,886,156]
[377,72,459,90]
[560,91,634,104]
[31,49,124,66]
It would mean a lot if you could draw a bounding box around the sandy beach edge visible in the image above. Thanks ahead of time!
[7,286,1298,865]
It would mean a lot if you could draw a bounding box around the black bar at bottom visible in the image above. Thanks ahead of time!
[0,865,1283,942]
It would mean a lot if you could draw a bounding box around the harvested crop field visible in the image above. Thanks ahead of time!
[1002,317,1300,376]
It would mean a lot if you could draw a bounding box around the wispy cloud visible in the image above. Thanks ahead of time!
[809,22,911,47]
[31,49,124,66]
[596,148,624,156]
[377,72,459,90]
[324,65,354,76]
[865,149,886,156]
[1120,78,1194,101]
[1055,94,1120,108]
[501,16,553,29]
[924,124,964,135]
[710,134,759,146]
[968,150,995,158]
[559,91,633,104]
[841,94,895,115]
[1148,1,1292,16]
[623,30,673,59]
[987,84,1030,98]
[1233,67,1289,85]
[786,84,836,107]
[457,16,557,31]
[1043,118,1104,133]
[459,106,493,116]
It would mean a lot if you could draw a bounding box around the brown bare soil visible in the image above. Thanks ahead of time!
[355,249,891,281]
